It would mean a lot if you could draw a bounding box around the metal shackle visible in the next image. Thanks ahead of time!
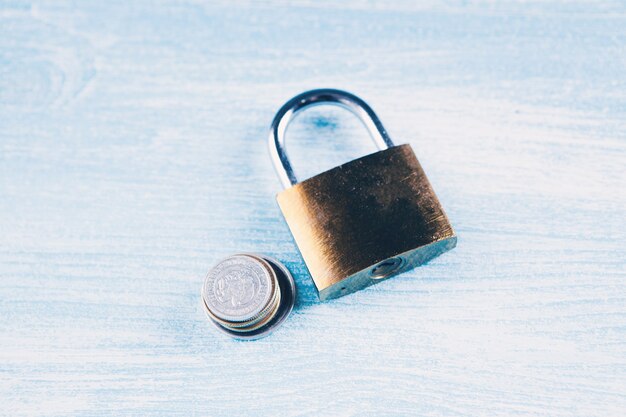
[268,89,395,189]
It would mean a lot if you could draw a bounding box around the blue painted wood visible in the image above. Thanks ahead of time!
[1,1,625,416]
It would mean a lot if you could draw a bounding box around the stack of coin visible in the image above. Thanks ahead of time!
[201,254,295,339]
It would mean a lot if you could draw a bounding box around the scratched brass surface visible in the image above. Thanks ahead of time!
[277,144,457,300]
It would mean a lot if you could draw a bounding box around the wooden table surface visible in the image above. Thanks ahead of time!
[1,1,625,416]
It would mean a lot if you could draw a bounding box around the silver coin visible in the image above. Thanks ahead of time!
[202,254,274,323]
[201,254,296,340]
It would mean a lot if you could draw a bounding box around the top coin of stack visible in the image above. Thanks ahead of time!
[201,254,294,339]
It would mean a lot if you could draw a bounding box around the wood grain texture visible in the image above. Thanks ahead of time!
[1,1,625,416]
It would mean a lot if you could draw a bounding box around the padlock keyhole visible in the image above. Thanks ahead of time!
[370,257,404,280]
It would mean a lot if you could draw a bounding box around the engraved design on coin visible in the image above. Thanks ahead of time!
[203,255,272,322]
[214,269,258,308]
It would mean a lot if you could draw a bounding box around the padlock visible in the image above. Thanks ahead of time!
[268,89,456,301]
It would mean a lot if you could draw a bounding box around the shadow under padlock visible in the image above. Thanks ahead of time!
[268,89,457,301]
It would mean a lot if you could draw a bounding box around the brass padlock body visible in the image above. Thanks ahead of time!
[277,144,456,301]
